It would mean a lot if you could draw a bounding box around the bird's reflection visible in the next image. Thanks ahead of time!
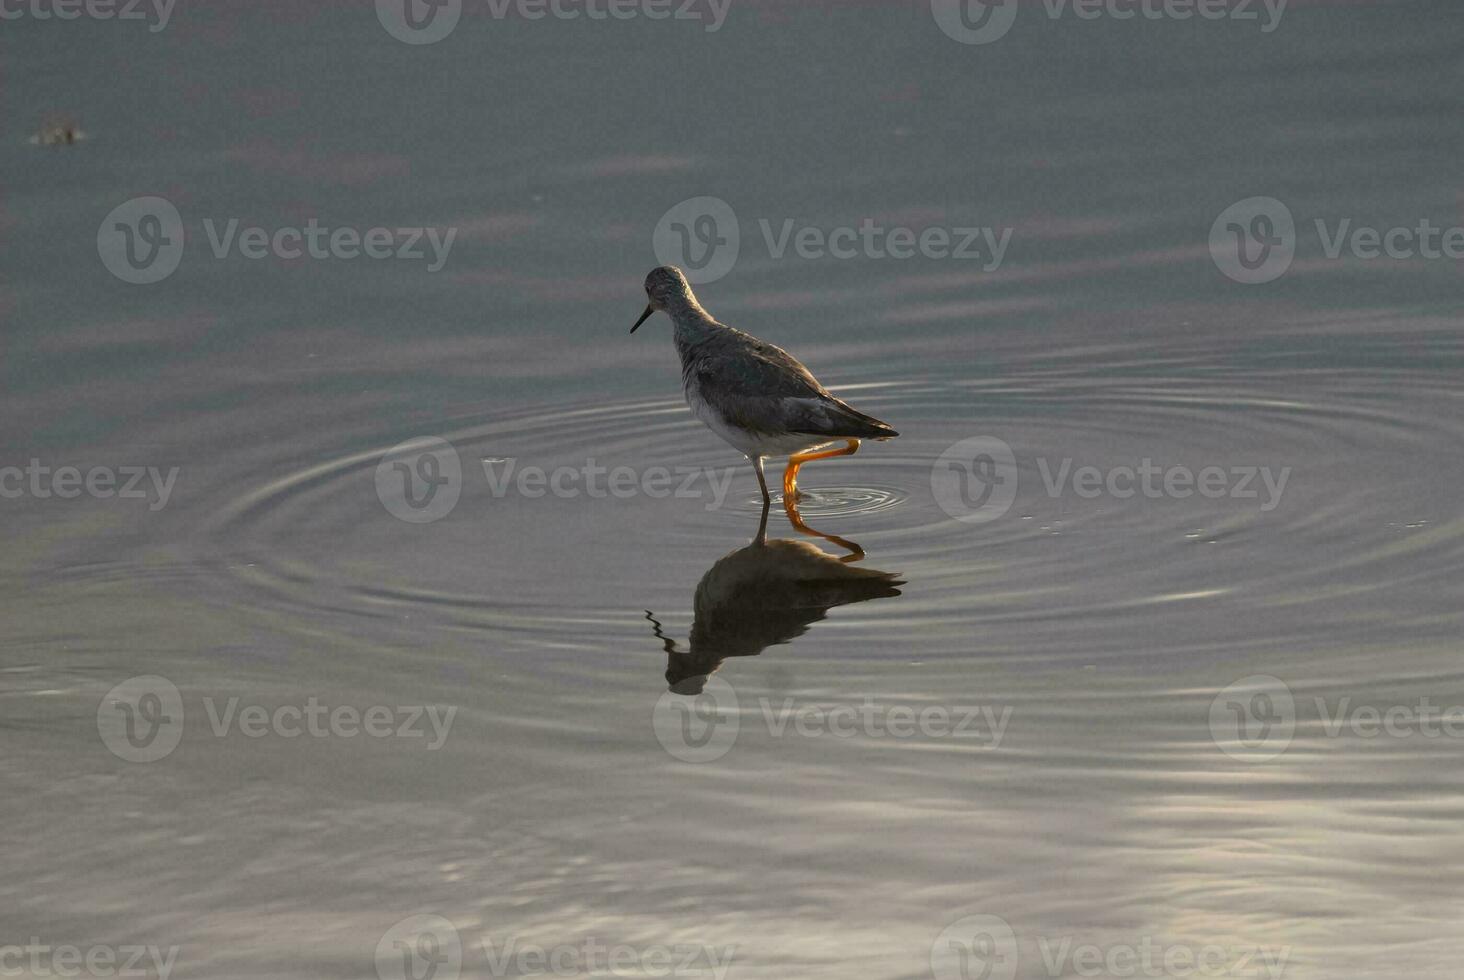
[647,500,903,694]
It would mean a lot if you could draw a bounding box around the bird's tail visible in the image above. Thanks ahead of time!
[825,398,899,439]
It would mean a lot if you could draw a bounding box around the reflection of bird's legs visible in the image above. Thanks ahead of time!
[644,610,681,654]
[784,497,866,564]
[783,439,860,502]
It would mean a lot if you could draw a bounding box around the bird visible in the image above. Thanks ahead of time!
[630,266,898,505]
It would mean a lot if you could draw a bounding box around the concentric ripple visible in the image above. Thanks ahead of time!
[167,339,1464,662]
[723,485,908,518]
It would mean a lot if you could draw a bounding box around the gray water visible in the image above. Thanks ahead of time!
[5,1,1464,978]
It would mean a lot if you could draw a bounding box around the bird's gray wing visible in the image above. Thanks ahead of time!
[691,336,872,436]
[695,331,831,399]
[691,328,898,439]
[690,333,834,434]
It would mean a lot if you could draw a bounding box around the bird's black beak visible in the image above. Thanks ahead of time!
[630,304,654,334]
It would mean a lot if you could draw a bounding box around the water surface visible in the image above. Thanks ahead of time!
[4,2,1464,977]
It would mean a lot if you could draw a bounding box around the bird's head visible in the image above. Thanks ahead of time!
[631,265,697,333]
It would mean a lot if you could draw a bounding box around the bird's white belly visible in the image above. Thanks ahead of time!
[685,386,831,459]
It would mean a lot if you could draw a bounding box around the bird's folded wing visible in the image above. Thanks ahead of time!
[693,337,898,438]
[705,386,891,439]
[709,392,829,435]
[694,337,829,400]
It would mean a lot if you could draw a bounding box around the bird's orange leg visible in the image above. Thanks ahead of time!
[782,439,860,501]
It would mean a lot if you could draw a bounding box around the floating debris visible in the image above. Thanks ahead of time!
[29,115,86,146]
